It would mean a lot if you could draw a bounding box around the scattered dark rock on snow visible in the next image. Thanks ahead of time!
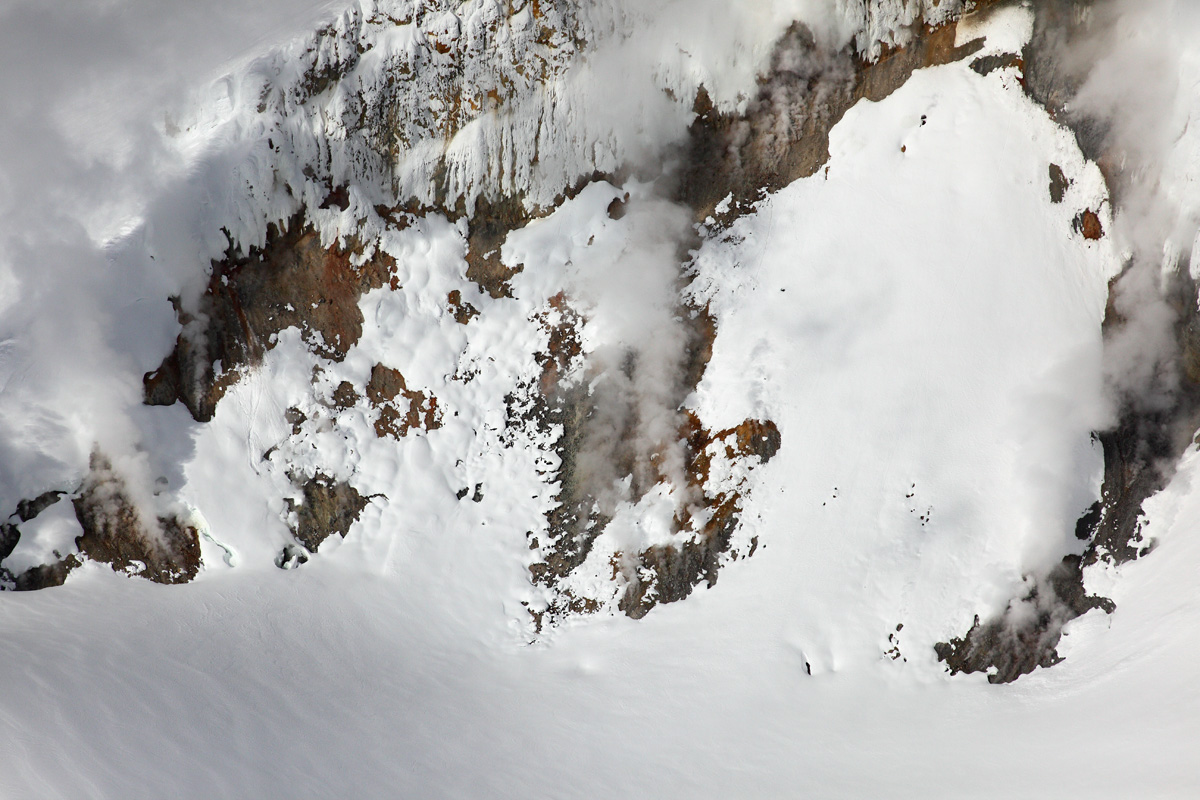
[619,417,782,619]
[523,7,1000,627]
[515,289,781,626]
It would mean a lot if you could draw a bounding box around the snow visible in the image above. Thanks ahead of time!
[1,498,80,576]
[687,61,1118,663]
[3,1,1200,797]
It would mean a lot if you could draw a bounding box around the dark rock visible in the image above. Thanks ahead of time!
[447,289,479,324]
[287,473,370,553]
[365,363,442,439]
[285,406,308,436]
[73,452,201,585]
[935,555,1113,684]
[331,380,360,410]
[1048,163,1070,203]
[970,52,1024,77]
[605,194,628,220]
[16,490,67,522]
[680,16,987,221]
[13,556,81,591]
[275,544,309,569]
[1074,209,1104,239]
[0,522,18,563]
[463,194,529,299]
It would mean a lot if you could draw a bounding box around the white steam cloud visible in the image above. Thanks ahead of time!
[1063,0,1200,410]
[0,0,336,512]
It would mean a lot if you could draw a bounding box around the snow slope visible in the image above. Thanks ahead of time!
[3,1,1200,798]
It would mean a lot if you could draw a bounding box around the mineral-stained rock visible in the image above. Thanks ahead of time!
[518,287,781,625]
[6,452,203,590]
[447,290,479,324]
[1073,209,1104,240]
[618,416,781,619]
[365,364,442,439]
[144,214,397,422]
[463,194,530,299]
[525,5,999,624]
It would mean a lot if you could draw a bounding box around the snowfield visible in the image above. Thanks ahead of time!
[3,1,1200,797]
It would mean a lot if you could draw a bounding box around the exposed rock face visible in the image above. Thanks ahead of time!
[446,290,479,324]
[123,0,1182,663]
[512,294,600,599]
[0,489,64,564]
[286,473,371,553]
[144,216,397,422]
[462,194,532,299]
[514,286,780,626]
[501,8,1013,627]
[73,452,201,585]
[936,555,1115,683]
[366,364,443,439]
[1,453,201,590]
[680,16,989,221]
[618,417,781,619]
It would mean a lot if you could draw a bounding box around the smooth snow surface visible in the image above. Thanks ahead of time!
[4,3,1200,798]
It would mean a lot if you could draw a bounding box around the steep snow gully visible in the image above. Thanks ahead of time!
[3,0,1200,796]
